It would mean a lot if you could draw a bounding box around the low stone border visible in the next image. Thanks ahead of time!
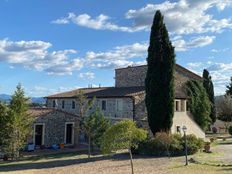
[189,158,232,167]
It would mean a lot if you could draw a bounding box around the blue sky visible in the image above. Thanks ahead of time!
[0,0,231,97]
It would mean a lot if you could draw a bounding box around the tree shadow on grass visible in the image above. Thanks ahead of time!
[0,154,111,172]
[0,153,146,172]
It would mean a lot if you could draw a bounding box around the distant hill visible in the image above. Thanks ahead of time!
[0,94,46,104]
[0,94,12,103]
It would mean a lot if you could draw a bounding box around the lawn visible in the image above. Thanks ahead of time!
[0,152,170,174]
[170,160,232,174]
[1,140,232,174]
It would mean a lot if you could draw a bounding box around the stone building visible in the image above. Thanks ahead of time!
[28,108,79,147]
[45,64,205,140]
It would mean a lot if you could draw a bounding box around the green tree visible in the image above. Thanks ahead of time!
[203,69,216,123]
[81,108,110,158]
[145,10,175,134]
[75,90,95,118]
[216,95,232,131]
[0,102,10,146]
[101,120,147,174]
[2,84,33,159]
[226,77,232,96]
[185,80,211,130]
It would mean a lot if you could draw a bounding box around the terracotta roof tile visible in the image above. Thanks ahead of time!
[46,86,145,99]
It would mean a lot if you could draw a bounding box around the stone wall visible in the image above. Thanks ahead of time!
[172,112,205,139]
[47,97,134,120]
[115,65,201,93]
[32,110,79,147]
[132,92,205,138]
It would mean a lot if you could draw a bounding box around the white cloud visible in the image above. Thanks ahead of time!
[173,36,215,51]
[52,13,143,32]
[0,39,83,75]
[186,61,232,95]
[51,18,70,24]
[125,0,232,34]
[211,48,230,53]
[52,1,232,35]
[84,42,147,69]
[79,72,95,79]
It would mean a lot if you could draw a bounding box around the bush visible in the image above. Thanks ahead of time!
[184,134,204,155]
[228,126,232,135]
[170,134,183,155]
[135,133,203,156]
[212,127,217,134]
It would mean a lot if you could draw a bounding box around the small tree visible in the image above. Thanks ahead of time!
[81,108,110,158]
[154,132,172,157]
[203,69,216,123]
[185,80,211,130]
[74,89,95,153]
[75,90,95,118]
[216,95,232,131]
[2,84,33,159]
[101,120,147,174]
[226,77,232,96]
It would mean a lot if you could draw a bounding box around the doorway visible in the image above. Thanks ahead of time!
[65,123,74,145]
[34,124,44,146]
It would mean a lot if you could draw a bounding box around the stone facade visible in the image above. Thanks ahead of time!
[45,64,205,139]
[115,65,202,97]
[47,97,134,120]
[29,109,79,147]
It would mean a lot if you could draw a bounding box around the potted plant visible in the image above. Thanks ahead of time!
[204,142,211,153]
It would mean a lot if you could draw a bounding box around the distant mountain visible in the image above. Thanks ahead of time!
[0,94,11,103]
[31,97,46,104]
[0,94,46,104]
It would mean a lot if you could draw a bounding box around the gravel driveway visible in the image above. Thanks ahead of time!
[0,154,171,174]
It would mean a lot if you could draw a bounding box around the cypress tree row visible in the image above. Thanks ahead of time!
[185,80,211,130]
[145,10,175,135]
[203,69,216,123]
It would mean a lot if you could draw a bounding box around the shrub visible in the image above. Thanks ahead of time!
[183,134,204,155]
[212,127,217,134]
[136,133,203,156]
[170,134,183,155]
[228,126,232,136]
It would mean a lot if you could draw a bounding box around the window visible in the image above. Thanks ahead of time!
[62,100,65,109]
[176,126,181,133]
[175,100,180,111]
[186,100,190,111]
[72,101,76,109]
[116,99,123,111]
[101,100,106,111]
[52,100,56,108]
[175,101,179,111]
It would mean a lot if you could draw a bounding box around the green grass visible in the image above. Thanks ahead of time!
[0,151,89,167]
[170,161,232,174]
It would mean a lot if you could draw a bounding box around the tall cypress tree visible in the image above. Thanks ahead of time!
[203,69,216,123]
[145,10,175,135]
[226,77,232,96]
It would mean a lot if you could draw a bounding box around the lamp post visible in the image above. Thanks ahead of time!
[182,125,188,166]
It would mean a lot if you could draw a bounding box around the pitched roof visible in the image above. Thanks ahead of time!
[46,86,188,99]
[28,108,54,117]
[28,108,79,118]
[46,86,145,99]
